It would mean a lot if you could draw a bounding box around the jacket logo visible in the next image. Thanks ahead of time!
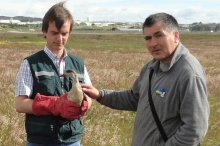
[156,87,165,98]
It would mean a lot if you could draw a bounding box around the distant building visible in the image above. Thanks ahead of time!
[0,18,42,26]
[0,18,21,24]
[29,21,42,25]
[118,28,142,32]
[179,24,190,28]
[87,17,90,22]
[75,17,92,26]
[17,22,28,25]
[92,22,115,27]
[75,17,115,27]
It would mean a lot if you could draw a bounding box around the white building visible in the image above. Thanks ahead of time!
[0,18,42,25]
[87,17,90,22]
[92,22,115,27]
[0,19,21,24]
[118,28,142,32]
[29,21,42,25]
[75,17,115,27]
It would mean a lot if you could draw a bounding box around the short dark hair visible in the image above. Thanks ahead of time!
[142,12,179,33]
[42,1,74,32]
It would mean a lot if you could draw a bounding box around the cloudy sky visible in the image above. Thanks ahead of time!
[0,0,219,24]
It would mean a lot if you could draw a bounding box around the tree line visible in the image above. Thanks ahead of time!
[189,23,220,32]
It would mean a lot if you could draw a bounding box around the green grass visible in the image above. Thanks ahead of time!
[0,32,220,145]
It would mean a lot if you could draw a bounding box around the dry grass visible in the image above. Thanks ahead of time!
[0,32,220,146]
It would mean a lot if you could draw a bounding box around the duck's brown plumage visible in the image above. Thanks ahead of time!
[63,69,84,106]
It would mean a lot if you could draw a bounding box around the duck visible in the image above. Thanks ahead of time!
[62,69,84,106]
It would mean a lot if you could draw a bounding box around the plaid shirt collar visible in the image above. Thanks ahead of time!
[43,46,68,61]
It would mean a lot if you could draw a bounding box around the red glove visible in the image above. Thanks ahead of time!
[32,93,88,119]
[81,93,89,116]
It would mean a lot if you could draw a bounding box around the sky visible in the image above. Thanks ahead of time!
[0,0,220,24]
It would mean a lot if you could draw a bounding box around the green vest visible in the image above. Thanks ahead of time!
[25,50,84,144]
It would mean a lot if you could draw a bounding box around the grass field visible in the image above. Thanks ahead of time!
[0,32,220,146]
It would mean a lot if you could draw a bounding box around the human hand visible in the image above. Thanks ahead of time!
[81,84,100,99]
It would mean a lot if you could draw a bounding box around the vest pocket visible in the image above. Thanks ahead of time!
[59,119,83,136]
[35,75,56,95]
[71,119,83,135]
[26,116,57,138]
